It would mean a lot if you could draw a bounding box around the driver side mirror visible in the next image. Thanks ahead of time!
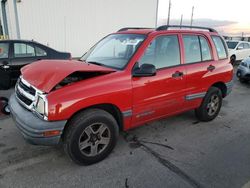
[237,46,243,50]
[133,63,156,77]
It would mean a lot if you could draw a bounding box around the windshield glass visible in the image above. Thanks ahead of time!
[226,41,238,49]
[80,34,146,69]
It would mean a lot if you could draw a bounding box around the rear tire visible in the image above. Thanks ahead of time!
[0,97,10,115]
[195,87,222,122]
[230,55,236,66]
[63,109,119,165]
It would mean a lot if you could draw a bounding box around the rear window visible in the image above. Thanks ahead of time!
[212,36,227,60]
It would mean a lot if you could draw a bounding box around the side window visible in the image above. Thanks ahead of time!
[199,36,212,61]
[14,43,35,58]
[211,36,227,59]
[237,43,244,50]
[0,43,9,59]
[243,43,250,49]
[35,46,47,56]
[139,35,180,69]
[183,35,201,63]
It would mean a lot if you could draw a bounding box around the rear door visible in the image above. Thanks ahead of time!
[131,34,186,127]
[243,43,250,59]
[182,34,216,109]
[236,43,245,60]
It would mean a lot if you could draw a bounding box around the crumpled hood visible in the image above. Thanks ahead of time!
[21,60,116,93]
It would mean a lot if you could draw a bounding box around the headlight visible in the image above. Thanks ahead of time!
[34,94,48,120]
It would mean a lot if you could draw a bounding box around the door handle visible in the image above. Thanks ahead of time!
[207,65,215,71]
[1,61,9,69]
[172,71,184,78]
[3,65,10,69]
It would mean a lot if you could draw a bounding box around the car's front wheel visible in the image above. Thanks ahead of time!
[195,87,222,122]
[63,109,119,165]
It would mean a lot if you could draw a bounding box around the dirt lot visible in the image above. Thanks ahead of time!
[0,77,250,188]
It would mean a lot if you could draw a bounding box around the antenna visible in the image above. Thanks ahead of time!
[190,6,194,27]
[167,0,171,25]
[180,14,183,28]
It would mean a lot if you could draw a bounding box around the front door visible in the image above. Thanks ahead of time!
[131,34,186,127]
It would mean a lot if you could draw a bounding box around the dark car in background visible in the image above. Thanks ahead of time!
[0,40,71,89]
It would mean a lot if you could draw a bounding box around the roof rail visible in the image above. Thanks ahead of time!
[118,27,153,32]
[156,25,217,33]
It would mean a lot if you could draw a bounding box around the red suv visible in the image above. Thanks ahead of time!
[9,25,233,165]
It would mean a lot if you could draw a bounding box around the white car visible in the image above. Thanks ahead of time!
[226,40,250,65]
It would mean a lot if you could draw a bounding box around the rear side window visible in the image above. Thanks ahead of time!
[243,43,250,49]
[183,35,212,64]
[0,43,9,59]
[183,35,201,63]
[35,46,47,56]
[139,35,180,69]
[211,36,227,59]
[199,36,212,61]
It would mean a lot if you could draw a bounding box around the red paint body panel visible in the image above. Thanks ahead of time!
[21,29,233,131]
[21,60,115,93]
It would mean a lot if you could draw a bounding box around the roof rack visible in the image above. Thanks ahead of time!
[156,25,217,33]
[118,27,154,32]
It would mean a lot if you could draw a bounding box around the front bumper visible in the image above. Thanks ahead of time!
[9,94,67,146]
[236,66,250,80]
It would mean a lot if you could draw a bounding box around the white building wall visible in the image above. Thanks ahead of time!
[5,0,18,38]
[15,0,158,57]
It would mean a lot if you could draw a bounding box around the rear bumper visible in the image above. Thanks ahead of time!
[9,94,67,146]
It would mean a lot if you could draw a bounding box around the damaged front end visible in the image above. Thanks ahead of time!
[53,71,110,90]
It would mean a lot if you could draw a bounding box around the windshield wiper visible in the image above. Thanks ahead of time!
[87,61,105,66]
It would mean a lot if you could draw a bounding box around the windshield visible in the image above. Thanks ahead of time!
[226,41,238,49]
[80,34,146,69]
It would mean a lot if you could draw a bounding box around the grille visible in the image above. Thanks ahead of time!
[16,88,33,106]
[16,78,37,109]
[19,80,36,95]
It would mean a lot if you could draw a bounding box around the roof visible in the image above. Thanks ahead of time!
[116,25,218,35]
[117,29,218,36]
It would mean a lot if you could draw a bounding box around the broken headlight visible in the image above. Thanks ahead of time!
[34,94,48,120]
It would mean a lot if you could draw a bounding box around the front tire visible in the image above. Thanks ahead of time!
[195,87,222,122]
[63,109,119,165]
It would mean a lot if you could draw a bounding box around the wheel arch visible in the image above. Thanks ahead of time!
[62,103,124,139]
[210,82,227,98]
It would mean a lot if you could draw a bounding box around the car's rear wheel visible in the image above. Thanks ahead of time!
[0,97,10,115]
[230,55,236,65]
[63,109,119,165]
[195,87,222,122]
